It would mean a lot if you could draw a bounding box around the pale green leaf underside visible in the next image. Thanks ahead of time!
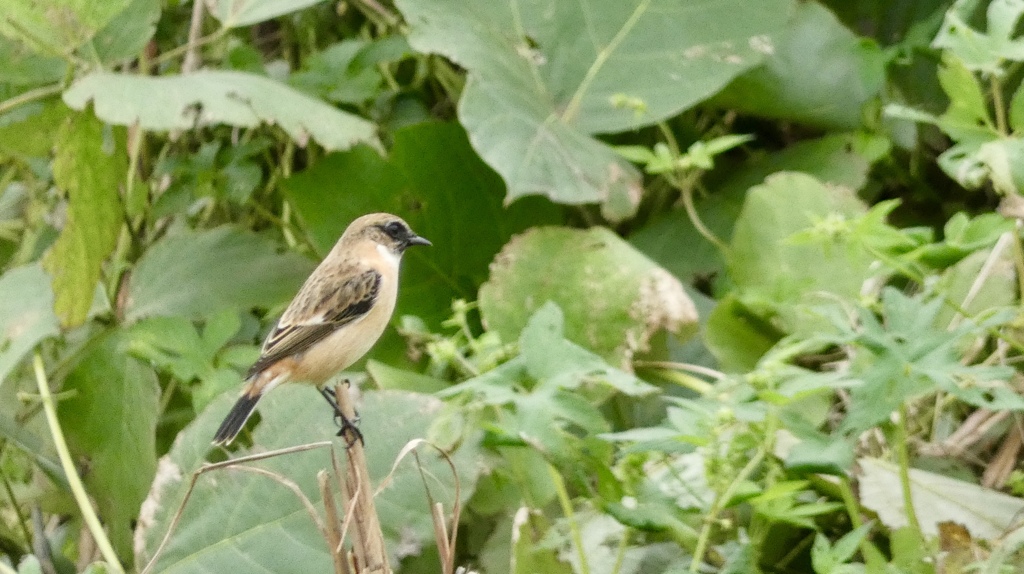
[207,0,329,28]
[858,457,1024,540]
[63,71,379,151]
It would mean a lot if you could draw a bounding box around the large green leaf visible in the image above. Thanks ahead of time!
[0,0,130,56]
[712,2,886,130]
[396,0,792,213]
[728,172,872,304]
[135,389,481,573]
[42,112,125,327]
[283,121,559,326]
[0,264,59,387]
[124,226,314,322]
[207,0,328,28]
[58,331,159,558]
[63,71,379,152]
[479,226,697,367]
[705,172,875,368]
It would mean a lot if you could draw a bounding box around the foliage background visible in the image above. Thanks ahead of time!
[2,0,1024,572]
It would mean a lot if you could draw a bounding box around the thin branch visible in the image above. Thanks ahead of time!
[182,0,207,73]
[32,354,125,574]
[0,83,64,116]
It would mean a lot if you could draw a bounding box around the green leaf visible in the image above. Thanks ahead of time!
[0,264,59,387]
[366,359,448,393]
[934,247,1016,327]
[135,389,482,572]
[283,122,559,326]
[58,331,159,558]
[1010,73,1024,132]
[207,0,328,28]
[713,2,886,130]
[289,37,412,104]
[91,0,160,63]
[396,0,791,212]
[910,211,1015,266]
[839,288,1016,433]
[520,302,656,396]
[504,513,574,574]
[446,303,657,400]
[479,226,697,366]
[0,411,66,489]
[0,36,67,85]
[976,137,1024,194]
[811,523,873,574]
[42,112,124,327]
[0,0,130,56]
[700,292,778,368]
[124,226,314,322]
[783,433,854,476]
[444,304,655,458]
[858,457,1024,541]
[935,53,994,142]
[933,0,1024,75]
[63,71,379,152]
[728,172,872,304]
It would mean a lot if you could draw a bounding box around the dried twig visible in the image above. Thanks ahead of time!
[319,470,351,574]
[331,382,391,574]
[182,0,206,73]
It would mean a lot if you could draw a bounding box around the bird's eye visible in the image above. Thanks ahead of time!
[383,221,406,239]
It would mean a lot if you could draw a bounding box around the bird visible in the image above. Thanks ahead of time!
[212,213,431,445]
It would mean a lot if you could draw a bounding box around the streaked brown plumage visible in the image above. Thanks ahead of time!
[212,213,430,445]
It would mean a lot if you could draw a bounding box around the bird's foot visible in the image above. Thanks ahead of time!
[319,386,364,447]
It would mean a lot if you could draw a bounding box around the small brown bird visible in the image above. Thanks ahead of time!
[212,213,430,445]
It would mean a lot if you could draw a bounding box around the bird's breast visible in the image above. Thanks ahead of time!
[291,274,398,384]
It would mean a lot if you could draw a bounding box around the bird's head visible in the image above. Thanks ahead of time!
[342,213,431,257]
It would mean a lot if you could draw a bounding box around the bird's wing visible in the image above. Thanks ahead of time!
[246,267,381,378]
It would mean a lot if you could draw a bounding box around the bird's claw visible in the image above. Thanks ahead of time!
[319,386,364,447]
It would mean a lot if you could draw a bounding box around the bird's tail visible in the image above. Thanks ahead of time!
[212,391,262,445]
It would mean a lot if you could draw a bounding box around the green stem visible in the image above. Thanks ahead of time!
[991,75,1008,136]
[152,29,228,68]
[611,527,630,574]
[32,353,125,574]
[646,367,714,395]
[680,179,727,252]
[0,83,64,116]
[689,443,768,572]
[894,404,921,537]
[548,464,590,574]
[0,460,32,548]
[837,477,885,570]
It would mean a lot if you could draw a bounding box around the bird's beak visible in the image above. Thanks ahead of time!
[406,234,431,247]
